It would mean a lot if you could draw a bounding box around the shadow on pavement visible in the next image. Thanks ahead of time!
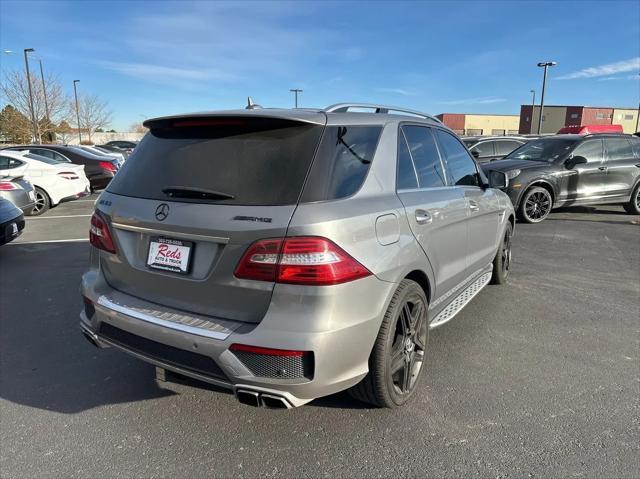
[0,243,177,414]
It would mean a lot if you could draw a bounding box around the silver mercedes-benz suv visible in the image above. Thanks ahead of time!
[80,103,515,409]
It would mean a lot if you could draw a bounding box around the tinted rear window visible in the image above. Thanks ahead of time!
[300,126,382,202]
[107,118,324,206]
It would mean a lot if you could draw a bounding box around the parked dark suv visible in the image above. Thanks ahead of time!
[482,134,640,223]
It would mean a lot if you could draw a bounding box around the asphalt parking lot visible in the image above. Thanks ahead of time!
[1,194,638,478]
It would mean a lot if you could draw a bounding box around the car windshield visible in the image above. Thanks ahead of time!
[505,138,578,162]
[25,153,61,165]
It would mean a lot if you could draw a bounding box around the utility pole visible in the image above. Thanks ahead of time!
[73,80,82,143]
[23,48,39,143]
[536,61,556,134]
[38,60,49,120]
[38,59,50,140]
[529,90,536,134]
[289,89,303,108]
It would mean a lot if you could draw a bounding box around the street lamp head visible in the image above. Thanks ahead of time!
[537,61,557,67]
[73,79,80,84]
[24,48,35,53]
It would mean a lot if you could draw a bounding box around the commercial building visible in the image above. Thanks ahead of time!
[436,113,520,136]
[518,105,639,134]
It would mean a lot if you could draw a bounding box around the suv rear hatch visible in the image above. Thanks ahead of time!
[99,113,326,323]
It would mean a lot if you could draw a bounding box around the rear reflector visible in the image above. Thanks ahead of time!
[57,171,80,180]
[89,211,116,253]
[230,343,305,357]
[0,182,20,191]
[234,236,371,286]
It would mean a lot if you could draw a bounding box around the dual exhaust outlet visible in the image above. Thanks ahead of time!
[235,389,293,409]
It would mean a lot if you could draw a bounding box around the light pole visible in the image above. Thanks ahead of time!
[529,90,536,134]
[289,88,302,108]
[38,60,50,122]
[23,48,39,143]
[73,80,82,143]
[536,61,556,134]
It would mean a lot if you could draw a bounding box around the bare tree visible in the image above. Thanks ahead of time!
[1,69,69,142]
[55,120,73,144]
[129,122,148,133]
[71,94,112,142]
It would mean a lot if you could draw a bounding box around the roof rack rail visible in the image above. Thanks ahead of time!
[324,103,442,124]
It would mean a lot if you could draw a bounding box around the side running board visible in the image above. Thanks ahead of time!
[430,272,492,329]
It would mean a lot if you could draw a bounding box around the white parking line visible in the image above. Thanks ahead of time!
[27,214,92,220]
[8,238,89,245]
[73,200,97,203]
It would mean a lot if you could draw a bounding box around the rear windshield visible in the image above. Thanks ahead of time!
[107,118,324,206]
[505,138,578,162]
[25,153,61,165]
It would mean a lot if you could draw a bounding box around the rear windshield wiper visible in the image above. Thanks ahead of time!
[162,186,235,200]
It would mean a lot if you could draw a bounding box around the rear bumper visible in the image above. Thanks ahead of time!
[88,173,115,190]
[0,213,25,245]
[80,270,396,406]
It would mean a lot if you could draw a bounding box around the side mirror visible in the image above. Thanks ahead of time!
[566,155,587,169]
[471,150,480,159]
[488,170,508,189]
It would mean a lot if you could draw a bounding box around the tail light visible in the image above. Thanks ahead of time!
[99,161,117,173]
[57,171,80,180]
[89,211,116,253]
[235,236,371,286]
[0,182,20,191]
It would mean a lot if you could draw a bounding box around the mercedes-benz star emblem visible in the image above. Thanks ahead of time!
[155,203,170,221]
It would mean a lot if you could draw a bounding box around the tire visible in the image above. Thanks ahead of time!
[348,279,429,408]
[490,222,513,285]
[29,187,50,216]
[623,183,640,215]
[518,186,552,223]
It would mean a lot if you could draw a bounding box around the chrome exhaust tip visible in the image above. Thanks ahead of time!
[235,389,261,407]
[82,330,100,348]
[260,393,291,409]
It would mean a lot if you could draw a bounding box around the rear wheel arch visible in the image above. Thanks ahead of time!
[404,269,432,303]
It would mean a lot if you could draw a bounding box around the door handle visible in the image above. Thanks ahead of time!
[468,200,480,212]
[415,209,432,224]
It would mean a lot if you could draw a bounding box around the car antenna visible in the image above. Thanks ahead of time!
[246,96,262,110]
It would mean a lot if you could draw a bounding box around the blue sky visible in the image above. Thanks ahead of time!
[1,0,639,131]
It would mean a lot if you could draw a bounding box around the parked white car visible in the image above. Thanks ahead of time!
[0,150,90,215]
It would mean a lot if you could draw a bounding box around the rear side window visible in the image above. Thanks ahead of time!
[434,129,479,187]
[572,139,604,163]
[400,126,446,188]
[300,126,382,202]
[495,140,522,156]
[605,137,633,161]
[397,132,418,189]
[630,137,640,158]
[470,141,494,158]
[0,156,23,169]
[107,118,324,206]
